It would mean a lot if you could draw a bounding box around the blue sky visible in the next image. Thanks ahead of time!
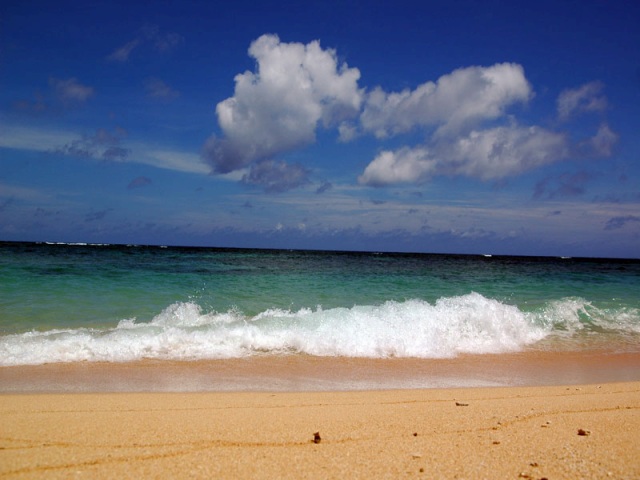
[1,0,639,257]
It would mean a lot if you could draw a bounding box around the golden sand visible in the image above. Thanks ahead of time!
[1,381,639,479]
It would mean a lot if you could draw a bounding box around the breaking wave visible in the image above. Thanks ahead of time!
[1,292,638,366]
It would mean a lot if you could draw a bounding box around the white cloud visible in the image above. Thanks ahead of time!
[355,65,616,187]
[557,81,607,120]
[203,34,363,176]
[358,63,531,138]
[201,35,615,192]
[359,125,568,185]
[446,126,568,180]
[358,147,435,186]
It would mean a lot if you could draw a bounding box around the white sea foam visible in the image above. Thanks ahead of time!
[0,293,637,366]
[536,297,640,335]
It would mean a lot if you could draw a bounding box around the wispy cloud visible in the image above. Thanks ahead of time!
[107,39,141,62]
[241,160,310,193]
[584,123,618,157]
[54,127,129,161]
[604,215,640,230]
[11,77,94,113]
[0,182,54,203]
[533,171,591,199]
[1,125,210,175]
[49,77,94,105]
[127,176,152,189]
[316,181,333,194]
[557,81,608,121]
[144,78,180,100]
[11,92,47,114]
[107,24,184,62]
[85,209,113,222]
[0,125,78,151]
[134,147,210,175]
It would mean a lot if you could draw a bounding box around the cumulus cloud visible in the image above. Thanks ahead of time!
[359,125,567,186]
[557,81,608,120]
[358,147,435,186]
[355,62,580,186]
[357,63,531,138]
[445,126,568,180]
[204,35,617,191]
[356,67,618,186]
[203,34,362,182]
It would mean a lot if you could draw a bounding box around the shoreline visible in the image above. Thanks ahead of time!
[2,349,640,393]
[3,351,640,478]
[2,382,639,478]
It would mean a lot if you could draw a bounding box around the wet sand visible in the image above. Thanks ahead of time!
[2,350,640,393]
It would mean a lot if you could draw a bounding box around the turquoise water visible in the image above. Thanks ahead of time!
[1,242,639,365]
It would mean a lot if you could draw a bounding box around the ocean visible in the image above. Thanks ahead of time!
[1,241,639,369]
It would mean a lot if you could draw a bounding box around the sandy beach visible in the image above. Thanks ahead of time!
[1,379,639,479]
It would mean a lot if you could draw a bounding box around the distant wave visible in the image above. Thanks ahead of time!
[1,293,638,366]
